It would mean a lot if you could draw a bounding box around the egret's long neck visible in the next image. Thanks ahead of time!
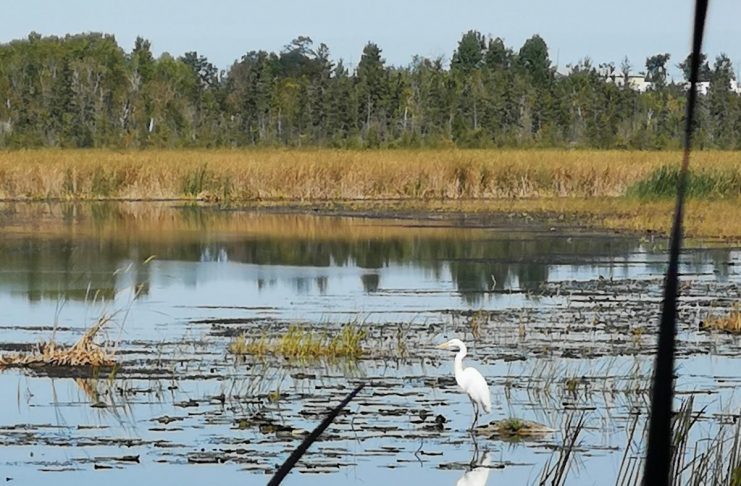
[453,344,467,382]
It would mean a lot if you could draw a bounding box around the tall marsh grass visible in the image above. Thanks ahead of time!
[228,323,367,360]
[627,165,741,199]
[700,305,741,334]
[1,149,740,201]
[616,397,741,486]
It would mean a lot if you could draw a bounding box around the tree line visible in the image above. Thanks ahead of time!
[0,31,739,149]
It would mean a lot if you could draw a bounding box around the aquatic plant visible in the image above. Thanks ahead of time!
[468,310,487,339]
[616,396,741,485]
[228,323,367,360]
[538,413,586,486]
[0,316,115,368]
[0,256,150,370]
[475,417,554,440]
[228,334,268,356]
[700,304,741,334]
[498,417,525,435]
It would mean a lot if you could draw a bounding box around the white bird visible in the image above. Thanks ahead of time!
[456,451,492,486]
[437,338,491,431]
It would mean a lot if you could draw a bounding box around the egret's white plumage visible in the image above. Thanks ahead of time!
[456,451,491,486]
[437,338,491,430]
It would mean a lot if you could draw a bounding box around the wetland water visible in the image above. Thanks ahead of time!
[0,202,739,485]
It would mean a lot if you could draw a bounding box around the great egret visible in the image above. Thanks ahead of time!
[437,338,491,431]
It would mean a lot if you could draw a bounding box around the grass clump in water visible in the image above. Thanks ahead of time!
[228,323,367,360]
[498,417,526,435]
[627,165,741,199]
[228,334,268,356]
[0,317,115,368]
[476,417,555,439]
[700,304,741,334]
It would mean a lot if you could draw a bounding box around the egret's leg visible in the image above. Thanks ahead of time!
[469,400,480,432]
[470,432,480,468]
[468,397,476,435]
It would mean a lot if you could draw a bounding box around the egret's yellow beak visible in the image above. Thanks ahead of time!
[436,342,449,350]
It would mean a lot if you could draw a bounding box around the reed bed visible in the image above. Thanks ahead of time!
[616,397,741,486]
[0,317,114,368]
[1,149,740,201]
[700,305,741,334]
[627,165,741,199]
[1,149,740,239]
[228,323,367,360]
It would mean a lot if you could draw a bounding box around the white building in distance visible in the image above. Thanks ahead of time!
[604,72,653,93]
[602,69,741,95]
[683,79,741,95]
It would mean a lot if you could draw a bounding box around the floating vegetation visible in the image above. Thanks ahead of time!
[475,418,554,439]
[0,317,115,368]
[700,304,741,334]
[228,323,367,360]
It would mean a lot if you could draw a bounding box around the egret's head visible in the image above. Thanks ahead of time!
[436,338,465,351]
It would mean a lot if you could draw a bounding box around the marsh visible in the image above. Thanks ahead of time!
[0,202,739,485]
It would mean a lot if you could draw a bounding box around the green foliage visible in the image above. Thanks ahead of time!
[517,35,552,86]
[732,465,741,486]
[181,163,215,196]
[1,32,741,149]
[627,165,741,199]
[645,53,671,86]
[452,30,486,72]
[501,417,525,433]
[91,167,113,196]
[678,53,710,82]
[227,323,367,360]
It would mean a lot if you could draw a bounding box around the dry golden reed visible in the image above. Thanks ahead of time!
[0,317,115,368]
[700,305,741,334]
[1,149,740,239]
[1,148,739,201]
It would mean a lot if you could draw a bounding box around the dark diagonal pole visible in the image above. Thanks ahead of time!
[643,1,709,484]
[267,382,365,486]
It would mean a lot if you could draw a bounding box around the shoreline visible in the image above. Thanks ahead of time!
[2,197,741,243]
[0,148,739,240]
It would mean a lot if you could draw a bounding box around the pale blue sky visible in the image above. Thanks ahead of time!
[2,0,740,78]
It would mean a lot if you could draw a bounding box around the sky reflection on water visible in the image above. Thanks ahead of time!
[0,202,739,485]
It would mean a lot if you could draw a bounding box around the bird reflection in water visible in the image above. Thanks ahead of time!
[457,443,492,486]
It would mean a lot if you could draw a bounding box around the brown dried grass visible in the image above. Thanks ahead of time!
[0,316,115,368]
[700,304,741,334]
[0,148,739,201]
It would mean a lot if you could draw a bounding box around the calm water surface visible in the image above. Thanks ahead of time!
[0,202,739,485]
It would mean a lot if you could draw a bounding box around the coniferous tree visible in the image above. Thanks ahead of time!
[0,31,739,149]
